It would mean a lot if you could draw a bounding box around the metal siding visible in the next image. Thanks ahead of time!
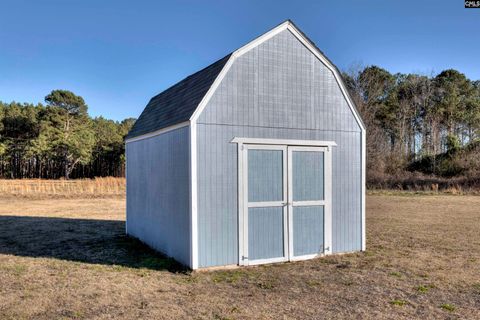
[293,206,324,256]
[196,29,362,267]
[126,126,191,266]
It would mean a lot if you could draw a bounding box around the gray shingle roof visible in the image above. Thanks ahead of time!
[127,53,232,139]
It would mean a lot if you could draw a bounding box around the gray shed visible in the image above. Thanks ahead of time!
[125,20,366,270]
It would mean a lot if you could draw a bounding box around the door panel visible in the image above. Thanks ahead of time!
[292,151,324,201]
[242,145,288,265]
[289,147,328,260]
[292,206,324,256]
[248,207,285,260]
[248,150,283,202]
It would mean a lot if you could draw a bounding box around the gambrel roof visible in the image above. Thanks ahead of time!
[127,53,231,139]
[127,20,365,140]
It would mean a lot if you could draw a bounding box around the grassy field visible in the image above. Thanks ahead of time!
[0,192,479,319]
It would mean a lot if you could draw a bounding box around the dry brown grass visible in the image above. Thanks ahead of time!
[367,171,480,194]
[0,177,125,198]
[0,195,479,319]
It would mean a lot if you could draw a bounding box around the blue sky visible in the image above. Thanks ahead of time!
[0,0,478,121]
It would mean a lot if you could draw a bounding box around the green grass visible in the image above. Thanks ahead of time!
[390,299,408,306]
[0,263,28,276]
[440,303,455,312]
[211,270,245,284]
[256,279,275,290]
[416,285,430,293]
[12,264,27,276]
[175,275,198,285]
[306,280,322,287]
[473,283,480,293]
[138,256,177,270]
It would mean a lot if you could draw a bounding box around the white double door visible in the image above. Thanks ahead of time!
[239,144,332,266]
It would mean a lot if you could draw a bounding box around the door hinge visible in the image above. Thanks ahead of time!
[242,255,248,260]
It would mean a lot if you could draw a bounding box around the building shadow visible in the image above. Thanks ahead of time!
[0,215,187,273]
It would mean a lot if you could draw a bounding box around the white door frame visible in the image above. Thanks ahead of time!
[239,144,288,266]
[237,139,334,266]
[288,146,332,262]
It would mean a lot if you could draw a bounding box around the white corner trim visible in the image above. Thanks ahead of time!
[125,145,128,235]
[190,122,199,269]
[231,137,337,147]
[361,131,366,251]
[125,121,190,144]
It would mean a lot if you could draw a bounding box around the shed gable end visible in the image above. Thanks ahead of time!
[197,29,361,132]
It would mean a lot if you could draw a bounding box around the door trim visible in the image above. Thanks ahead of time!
[288,146,332,261]
[239,144,288,266]
[232,137,337,147]
[237,140,334,266]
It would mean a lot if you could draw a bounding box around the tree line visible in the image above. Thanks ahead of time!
[344,67,480,181]
[1,67,479,182]
[0,90,135,179]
